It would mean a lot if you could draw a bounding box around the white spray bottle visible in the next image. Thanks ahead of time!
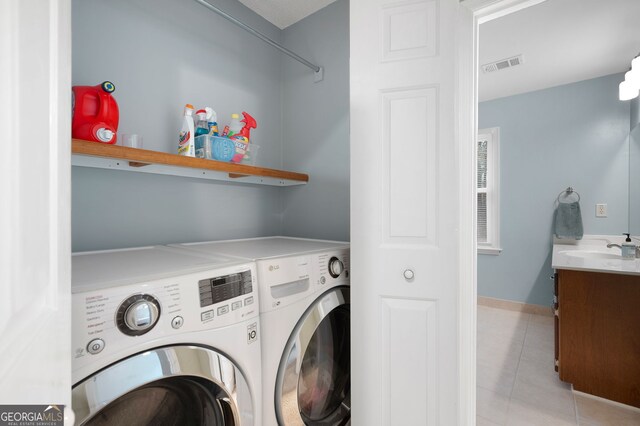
[178,104,195,157]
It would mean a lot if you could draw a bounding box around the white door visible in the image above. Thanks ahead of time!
[350,0,473,424]
[0,0,72,419]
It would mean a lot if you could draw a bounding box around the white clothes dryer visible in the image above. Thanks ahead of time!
[71,245,262,426]
[172,237,351,426]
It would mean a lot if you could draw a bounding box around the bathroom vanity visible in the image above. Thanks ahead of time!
[552,237,640,408]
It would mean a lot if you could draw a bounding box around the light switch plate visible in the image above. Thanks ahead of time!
[596,203,607,217]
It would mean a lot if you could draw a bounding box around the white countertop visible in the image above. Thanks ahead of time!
[552,235,640,276]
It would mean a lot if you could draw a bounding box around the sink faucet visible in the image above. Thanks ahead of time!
[607,241,640,258]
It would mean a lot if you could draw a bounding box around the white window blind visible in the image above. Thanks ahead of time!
[477,139,488,243]
[477,128,501,255]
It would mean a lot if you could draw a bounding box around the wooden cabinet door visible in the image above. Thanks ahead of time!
[558,269,640,408]
[553,272,559,372]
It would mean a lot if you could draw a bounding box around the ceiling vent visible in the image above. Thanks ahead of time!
[481,55,524,73]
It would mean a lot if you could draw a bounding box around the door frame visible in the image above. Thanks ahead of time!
[456,0,547,424]
[0,0,72,414]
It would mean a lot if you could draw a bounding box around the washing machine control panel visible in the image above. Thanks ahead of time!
[198,270,253,307]
[116,294,161,336]
[72,262,258,379]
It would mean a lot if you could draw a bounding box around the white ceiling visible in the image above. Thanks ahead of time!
[479,0,640,101]
[239,0,640,99]
[238,0,339,29]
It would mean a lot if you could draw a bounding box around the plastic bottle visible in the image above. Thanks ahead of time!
[227,113,243,137]
[178,104,195,157]
[72,81,119,144]
[621,233,636,259]
[230,112,257,163]
[194,109,209,137]
[205,107,219,136]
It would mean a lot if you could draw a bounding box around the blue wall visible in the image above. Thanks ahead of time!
[72,0,285,251]
[71,0,350,251]
[280,0,350,242]
[478,73,630,306]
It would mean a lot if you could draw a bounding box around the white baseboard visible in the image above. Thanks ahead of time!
[478,296,553,316]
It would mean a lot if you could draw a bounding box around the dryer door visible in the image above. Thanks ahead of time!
[276,286,350,426]
[72,345,253,426]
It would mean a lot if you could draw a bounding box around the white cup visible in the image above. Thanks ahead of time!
[121,134,143,148]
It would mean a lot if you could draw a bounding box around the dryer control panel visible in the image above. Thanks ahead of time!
[257,255,312,313]
[257,248,350,314]
[315,248,350,288]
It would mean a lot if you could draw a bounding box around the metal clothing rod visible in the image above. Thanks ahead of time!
[194,0,322,74]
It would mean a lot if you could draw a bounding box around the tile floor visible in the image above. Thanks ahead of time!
[476,305,640,425]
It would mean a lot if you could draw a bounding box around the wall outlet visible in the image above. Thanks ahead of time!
[596,203,607,218]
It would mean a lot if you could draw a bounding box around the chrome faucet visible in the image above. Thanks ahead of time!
[607,241,640,258]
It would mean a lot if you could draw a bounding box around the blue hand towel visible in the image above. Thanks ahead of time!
[554,201,583,240]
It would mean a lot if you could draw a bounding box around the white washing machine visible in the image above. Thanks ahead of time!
[172,237,351,426]
[71,245,262,426]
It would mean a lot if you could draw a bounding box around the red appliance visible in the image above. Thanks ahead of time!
[72,81,119,144]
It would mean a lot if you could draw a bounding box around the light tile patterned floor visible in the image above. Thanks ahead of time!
[476,305,640,425]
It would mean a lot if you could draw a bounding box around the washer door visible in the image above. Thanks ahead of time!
[276,286,350,426]
[72,345,253,426]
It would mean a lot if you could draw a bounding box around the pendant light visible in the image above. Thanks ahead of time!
[619,54,640,101]
[619,80,638,101]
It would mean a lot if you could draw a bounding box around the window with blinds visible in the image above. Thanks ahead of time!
[477,139,488,243]
[477,128,501,254]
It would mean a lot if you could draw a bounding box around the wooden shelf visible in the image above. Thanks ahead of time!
[71,139,309,186]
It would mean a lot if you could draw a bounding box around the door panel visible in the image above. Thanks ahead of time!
[381,298,437,425]
[382,1,438,61]
[351,0,461,424]
[382,87,438,244]
[0,0,71,414]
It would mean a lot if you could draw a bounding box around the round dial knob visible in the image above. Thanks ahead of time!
[328,257,345,278]
[116,294,161,336]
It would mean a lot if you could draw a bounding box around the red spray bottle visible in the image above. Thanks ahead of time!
[230,112,257,163]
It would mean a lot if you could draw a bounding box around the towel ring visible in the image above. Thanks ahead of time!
[557,187,580,203]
